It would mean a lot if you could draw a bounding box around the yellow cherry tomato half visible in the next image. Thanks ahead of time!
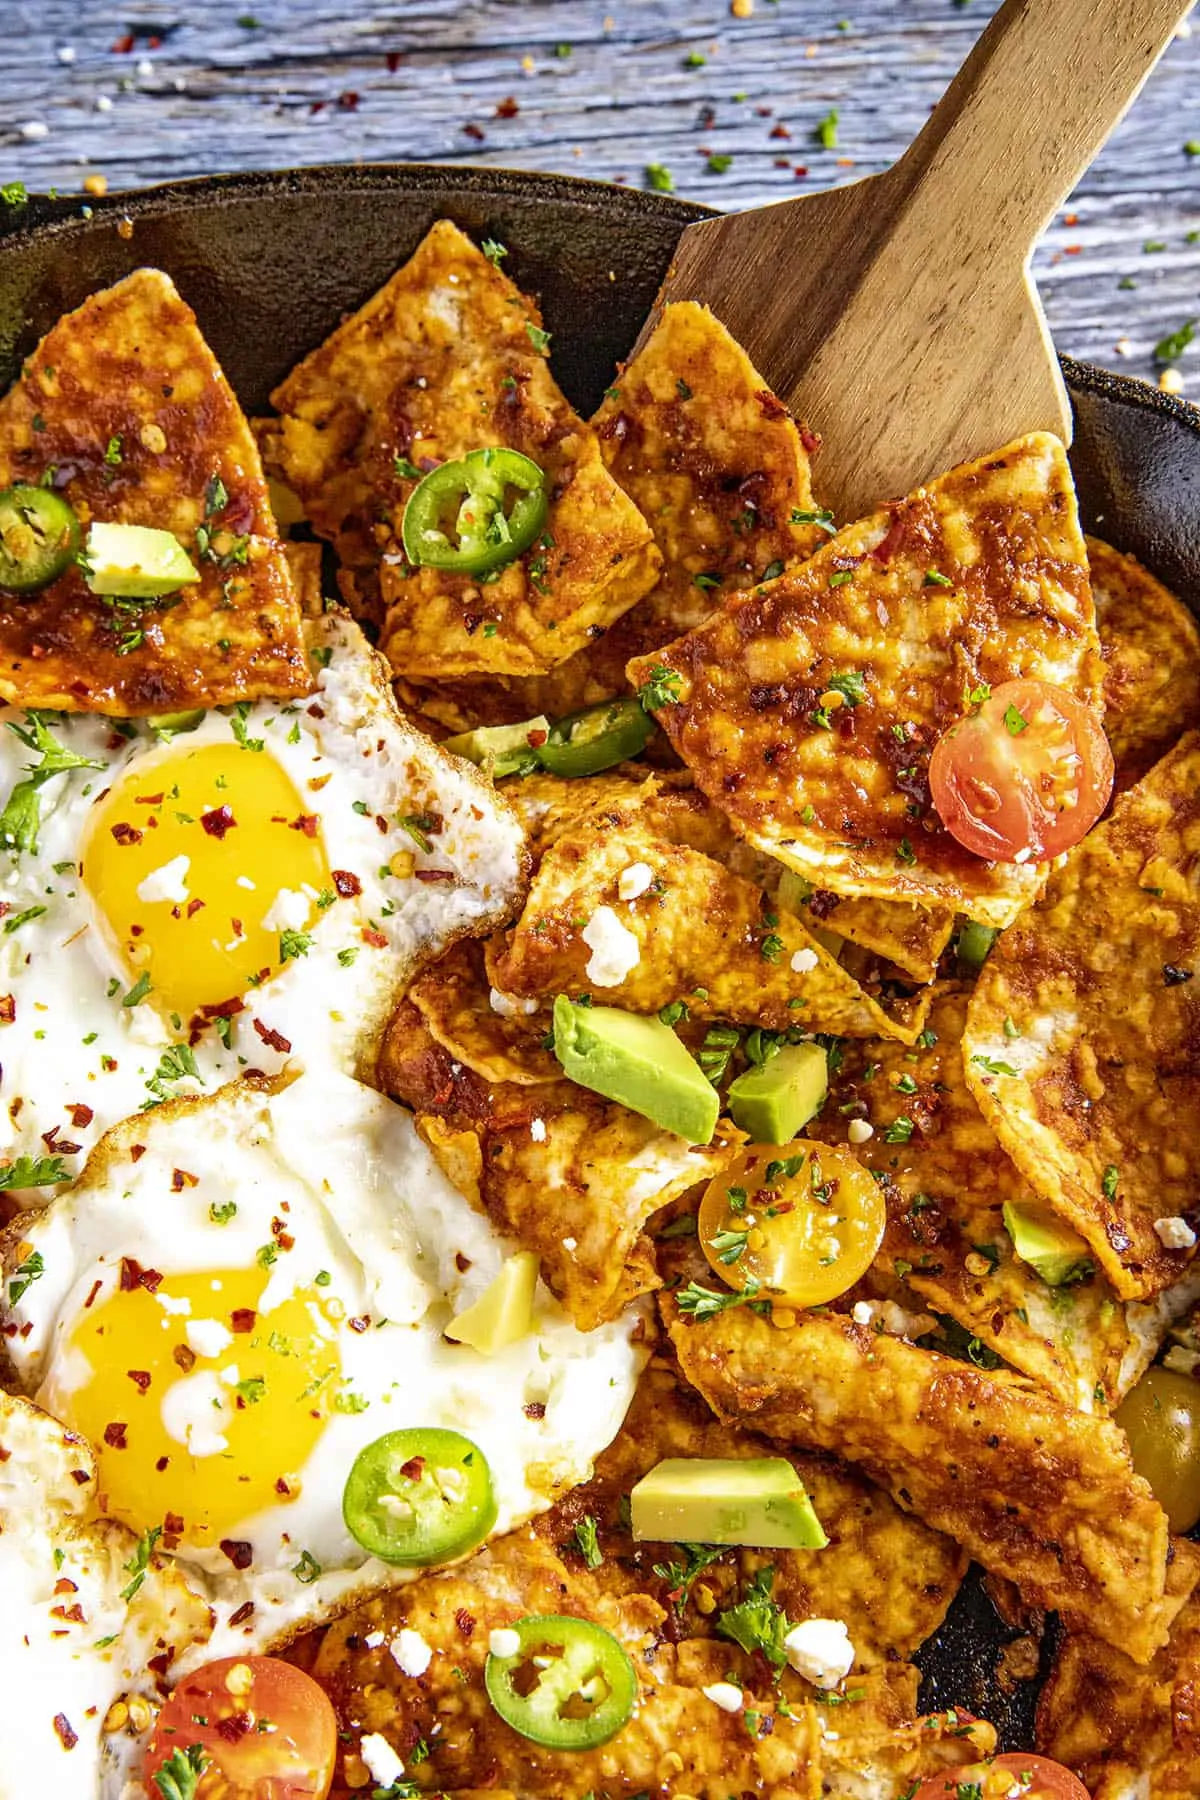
[1116,1364,1200,1534]
[698,1141,886,1309]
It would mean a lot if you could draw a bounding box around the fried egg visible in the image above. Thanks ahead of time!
[0,1067,646,1797]
[0,612,525,1201]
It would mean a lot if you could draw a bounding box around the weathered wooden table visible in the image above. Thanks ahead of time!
[3,0,1198,391]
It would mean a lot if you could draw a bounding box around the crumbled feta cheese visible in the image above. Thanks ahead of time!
[562,1236,577,1252]
[262,887,313,933]
[851,1301,873,1326]
[57,46,76,63]
[617,861,654,901]
[701,1681,743,1713]
[185,1317,232,1359]
[489,986,539,1019]
[391,1627,433,1677]
[847,1118,873,1144]
[1013,847,1031,864]
[363,1631,385,1649]
[19,121,49,140]
[790,947,819,974]
[1155,1216,1197,1250]
[784,1618,855,1688]
[581,906,640,986]
[95,95,113,113]
[530,1118,547,1143]
[136,854,191,906]
[136,57,154,77]
[489,1626,521,1658]
[359,1733,405,1789]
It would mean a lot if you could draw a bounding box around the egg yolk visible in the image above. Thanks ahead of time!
[82,741,332,1022]
[50,1266,342,1546]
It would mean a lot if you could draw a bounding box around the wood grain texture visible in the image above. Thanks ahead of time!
[0,0,1198,399]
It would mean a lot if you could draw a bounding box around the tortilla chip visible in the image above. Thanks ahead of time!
[773,874,954,986]
[0,269,307,714]
[629,432,1101,928]
[378,1000,740,1329]
[807,986,1200,1410]
[1036,1546,1200,1795]
[304,1526,826,1800]
[408,939,558,1086]
[489,797,931,1042]
[259,220,659,680]
[964,733,1200,1302]
[503,765,660,851]
[661,1251,1175,1661]
[1090,535,1200,789]
[550,1359,966,1665]
[283,539,325,616]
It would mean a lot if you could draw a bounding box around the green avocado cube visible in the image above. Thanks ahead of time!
[84,521,201,600]
[726,1041,828,1144]
[1003,1201,1094,1286]
[445,1250,539,1354]
[443,715,550,779]
[552,995,718,1144]
[631,1456,828,1550]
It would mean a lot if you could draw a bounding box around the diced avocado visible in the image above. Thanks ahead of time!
[726,1042,828,1144]
[631,1456,828,1551]
[775,868,843,958]
[443,715,550,779]
[84,522,201,600]
[148,708,206,739]
[445,1250,539,1353]
[956,920,999,973]
[1003,1201,1094,1286]
[553,995,718,1144]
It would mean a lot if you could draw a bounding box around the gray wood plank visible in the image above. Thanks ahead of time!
[1,0,1198,390]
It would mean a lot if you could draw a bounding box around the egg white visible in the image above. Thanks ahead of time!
[0,612,526,1198]
[1,1067,647,1797]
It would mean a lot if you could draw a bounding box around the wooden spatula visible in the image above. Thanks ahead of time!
[638,0,1190,519]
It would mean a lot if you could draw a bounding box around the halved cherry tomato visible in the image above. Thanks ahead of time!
[911,1753,1091,1800]
[142,1655,337,1800]
[1116,1364,1200,1533]
[698,1141,885,1309]
[929,679,1113,863]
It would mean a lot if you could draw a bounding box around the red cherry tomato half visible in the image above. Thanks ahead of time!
[929,679,1113,863]
[142,1655,337,1800]
[910,1752,1091,1800]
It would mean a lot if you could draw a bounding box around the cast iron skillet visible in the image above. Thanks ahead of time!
[2,160,1199,1757]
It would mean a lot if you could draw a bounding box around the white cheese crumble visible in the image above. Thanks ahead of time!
[184,1317,233,1359]
[359,1733,405,1788]
[261,886,315,934]
[581,906,641,986]
[847,1118,874,1144]
[530,1118,547,1143]
[391,1627,433,1677]
[701,1681,744,1713]
[160,1370,229,1458]
[135,854,190,906]
[851,1301,873,1326]
[488,1627,521,1658]
[617,861,654,901]
[1155,1216,1197,1250]
[784,1618,855,1688]
[489,986,539,1019]
[790,947,819,974]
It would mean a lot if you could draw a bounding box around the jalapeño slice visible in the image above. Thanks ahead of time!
[536,697,654,779]
[0,485,81,595]
[484,1614,637,1750]
[342,1426,497,1565]
[401,447,548,577]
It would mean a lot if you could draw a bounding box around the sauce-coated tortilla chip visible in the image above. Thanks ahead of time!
[775,876,954,986]
[808,987,1200,1411]
[306,1528,825,1800]
[488,800,932,1042]
[662,1261,1176,1661]
[379,1000,740,1329]
[1090,535,1200,790]
[0,269,307,714]
[409,939,557,1086]
[260,221,659,680]
[964,733,1200,1302]
[1036,1548,1200,1795]
[629,432,1101,928]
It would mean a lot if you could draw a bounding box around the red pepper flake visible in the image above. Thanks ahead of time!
[462,122,486,142]
[173,1344,196,1373]
[495,95,519,118]
[201,806,237,840]
[163,1510,184,1537]
[399,1456,425,1481]
[374,813,389,835]
[227,1600,256,1628]
[68,1103,93,1128]
[769,122,792,139]
[171,1168,198,1191]
[52,1577,78,1595]
[119,1257,162,1293]
[756,388,788,420]
[454,1251,471,1273]
[230,1308,256,1334]
[103,1422,128,1449]
[455,1608,476,1638]
[275,1476,292,1495]
[186,897,206,918]
[332,869,362,897]
[361,927,389,949]
[130,1144,146,1162]
[526,729,548,748]
[155,1455,169,1472]
[309,99,326,116]
[110,822,143,846]
[791,164,807,181]
[337,90,360,111]
[134,792,165,807]
[348,1315,370,1333]
[53,1716,78,1751]
[414,870,454,884]
[253,1018,292,1055]
[306,703,325,719]
[1064,243,1082,255]
[199,996,245,1021]
[523,1401,546,1420]
[126,1369,151,1392]
[0,996,14,1024]
[147,1650,174,1677]
[84,1278,103,1310]
[774,158,791,168]
[872,510,908,565]
[800,425,822,455]
[51,1602,86,1624]
[219,1538,254,1571]
[111,32,134,52]
[289,813,319,838]
[386,50,402,71]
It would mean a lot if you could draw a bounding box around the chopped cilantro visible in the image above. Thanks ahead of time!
[234,1376,266,1406]
[1155,318,1196,365]
[792,506,836,534]
[1102,1164,1120,1200]
[398,812,437,853]
[393,455,422,479]
[895,837,917,866]
[209,1200,237,1225]
[971,1053,1019,1077]
[884,1116,914,1144]
[652,1541,724,1613]
[707,153,733,173]
[573,1514,603,1569]
[121,1524,162,1601]
[638,664,683,710]
[153,1745,209,1800]
[1003,703,1028,735]
[923,570,953,588]
[279,928,313,962]
[716,1564,790,1667]
[815,108,839,148]
[293,1548,322,1584]
[122,970,153,1007]
[7,1246,46,1303]
[675,1277,761,1318]
[481,239,508,265]
[645,163,675,192]
[826,669,867,706]
[760,932,785,963]
[525,322,551,355]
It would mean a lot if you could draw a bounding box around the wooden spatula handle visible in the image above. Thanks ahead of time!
[900,0,1191,259]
